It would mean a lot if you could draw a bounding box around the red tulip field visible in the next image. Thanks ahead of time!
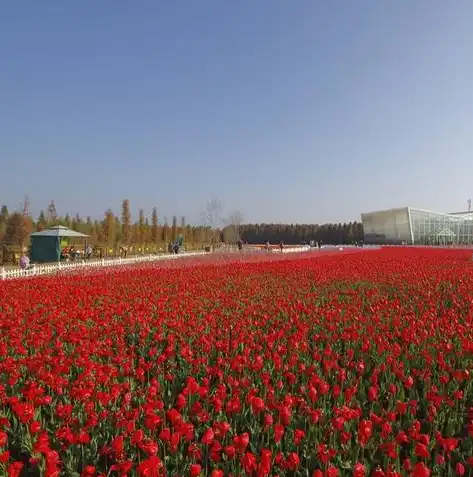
[1,248,473,477]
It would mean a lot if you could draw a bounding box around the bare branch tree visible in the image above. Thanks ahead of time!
[21,195,30,216]
[47,200,58,225]
[223,210,244,244]
[201,198,223,245]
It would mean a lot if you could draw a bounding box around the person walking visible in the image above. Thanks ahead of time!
[19,254,30,275]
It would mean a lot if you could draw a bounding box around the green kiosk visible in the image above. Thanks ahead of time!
[30,226,89,263]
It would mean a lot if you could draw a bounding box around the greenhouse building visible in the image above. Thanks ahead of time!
[361,207,473,245]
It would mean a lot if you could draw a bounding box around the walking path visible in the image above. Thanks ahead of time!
[1,246,311,280]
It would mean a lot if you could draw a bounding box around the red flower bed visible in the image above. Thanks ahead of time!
[0,248,473,476]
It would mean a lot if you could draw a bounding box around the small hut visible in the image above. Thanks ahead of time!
[30,226,89,263]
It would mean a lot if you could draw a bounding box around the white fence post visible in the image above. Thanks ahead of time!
[1,267,5,280]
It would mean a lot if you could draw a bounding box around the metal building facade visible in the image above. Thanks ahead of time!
[361,208,473,245]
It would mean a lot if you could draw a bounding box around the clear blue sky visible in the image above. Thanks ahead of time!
[1,1,472,224]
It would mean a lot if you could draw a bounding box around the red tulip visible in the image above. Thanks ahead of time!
[250,396,265,414]
[353,462,366,477]
[201,427,215,445]
[0,431,7,447]
[8,462,24,477]
[189,464,202,477]
[411,462,431,477]
[81,466,96,477]
[326,465,339,477]
[455,463,466,476]
[357,420,373,447]
[241,451,257,475]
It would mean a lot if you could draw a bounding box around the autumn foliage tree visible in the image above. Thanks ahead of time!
[4,212,32,248]
[0,205,8,240]
[151,208,158,244]
[121,199,131,245]
[180,216,186,241]
[162,218,169,244]
[103,209,115,249]
[171,216,177,242]
[138,209,145,248]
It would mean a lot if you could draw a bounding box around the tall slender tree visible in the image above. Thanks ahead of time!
[162,217,169,244]
[85,216,93,236]
[180,216,186,241]
[37,211,47,231]
[138,209,145,249]
[171,216,177,242]
[21,195,30,217]
[0,205,9,239]
[71,213,82,232]
[114,217,122,244]
[103,209,115,250]
[121,199,131,245]
[46,201,58,224]
[144,218,150,245]
[93,220,102,244]
[151,208,158,244]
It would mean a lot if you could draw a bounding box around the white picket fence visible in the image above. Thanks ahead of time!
[222,245,311,254]
[274,246,311,253]
[0,246,313,281]
[0,251,207,281]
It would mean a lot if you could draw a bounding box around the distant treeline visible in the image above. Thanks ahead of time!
[0,199,364,250]
[225,222,364,245]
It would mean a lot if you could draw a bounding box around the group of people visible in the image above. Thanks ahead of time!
[61,245,93,261]
[235,239,285,252]
[265,240,285,252]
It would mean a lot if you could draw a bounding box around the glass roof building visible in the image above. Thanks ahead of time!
[361,207,473,245]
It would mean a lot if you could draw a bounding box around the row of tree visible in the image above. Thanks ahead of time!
[0,199,364,251]
[230,222,364,245]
